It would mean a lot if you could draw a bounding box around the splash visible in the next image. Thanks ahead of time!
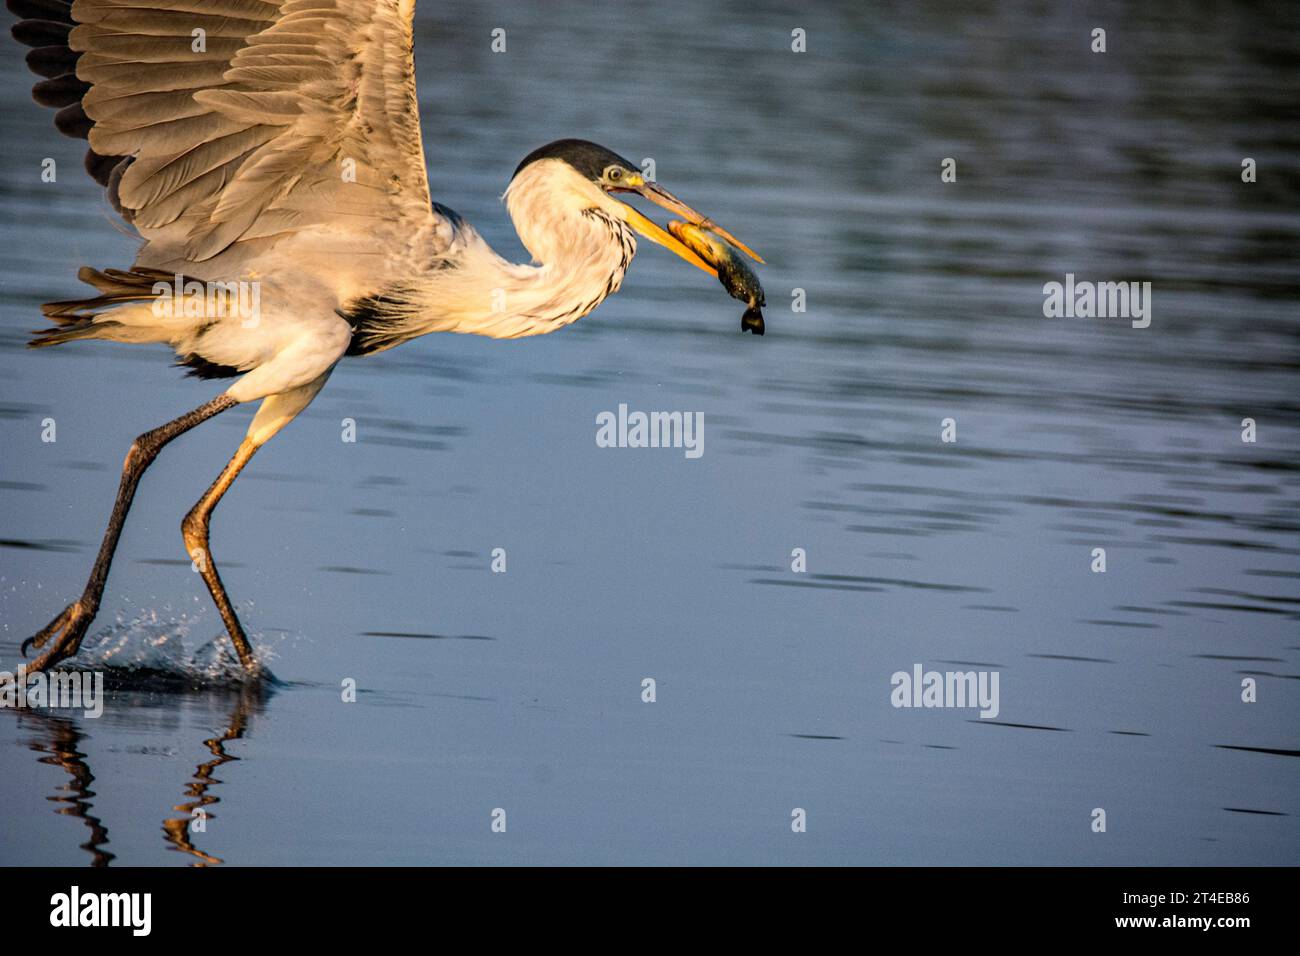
[57,608,280,689]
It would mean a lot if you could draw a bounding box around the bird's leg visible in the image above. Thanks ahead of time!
[19,395,239,674]
[178,376,331,674]
[182,437,262,672]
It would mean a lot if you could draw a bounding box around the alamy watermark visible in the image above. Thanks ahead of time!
[891,663,1000,719]
[595,403,703,459]
[49,886,150,936]
[152,274,261,328]
[1042,273,1150,328]
[1,670,104,718]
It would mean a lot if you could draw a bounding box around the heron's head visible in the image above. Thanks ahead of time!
[507,138,760,275]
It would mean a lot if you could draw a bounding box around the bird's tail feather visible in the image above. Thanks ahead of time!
[29,266,177,348]
[29,319,128,349]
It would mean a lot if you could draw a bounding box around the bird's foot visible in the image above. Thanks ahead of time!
[19,599,94,672]
[226,627,262,678]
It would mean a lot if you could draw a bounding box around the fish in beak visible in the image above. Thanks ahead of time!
[609,174,764,276]
[668,220,766,335]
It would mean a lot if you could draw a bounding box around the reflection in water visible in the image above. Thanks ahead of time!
[24,716,113,867]
[17,683,268,866]
[161,685,266,866]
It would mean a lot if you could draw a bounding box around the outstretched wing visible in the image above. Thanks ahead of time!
[11,0,440,278]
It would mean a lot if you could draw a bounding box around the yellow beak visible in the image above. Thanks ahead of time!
[622,205,717,277]
[612,174,762,276]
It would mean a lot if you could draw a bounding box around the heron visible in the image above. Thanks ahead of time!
[7,0,763,677]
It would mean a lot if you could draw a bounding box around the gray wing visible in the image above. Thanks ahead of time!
[12,0,445,276]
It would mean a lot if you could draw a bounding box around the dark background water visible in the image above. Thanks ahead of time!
[1,1,1297,865]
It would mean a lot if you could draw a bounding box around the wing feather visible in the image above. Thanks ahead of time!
[22,0,441,277]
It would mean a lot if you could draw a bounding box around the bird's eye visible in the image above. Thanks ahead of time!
[606,166,623,182]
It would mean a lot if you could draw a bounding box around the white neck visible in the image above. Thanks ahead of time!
[345,160,637,353]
